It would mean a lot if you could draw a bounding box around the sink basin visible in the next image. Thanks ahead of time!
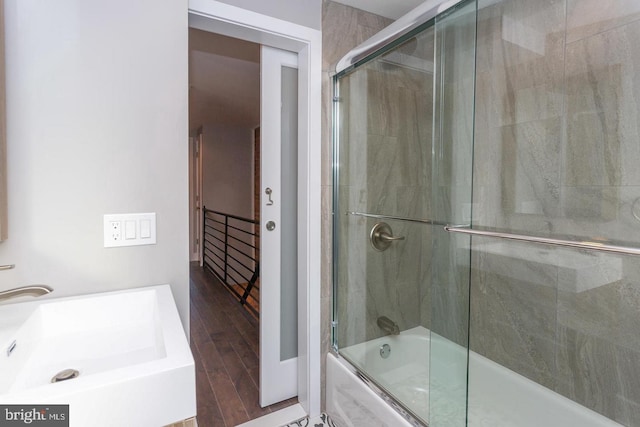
[0,285,195,427]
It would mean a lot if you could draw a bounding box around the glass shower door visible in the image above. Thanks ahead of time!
[429,2,477,426]
[332,1,477,426]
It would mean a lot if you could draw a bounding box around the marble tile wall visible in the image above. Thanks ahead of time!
[335,37,434,346]
[471,0,640,424]
[429,1,477,348]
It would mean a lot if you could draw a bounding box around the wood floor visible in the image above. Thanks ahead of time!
[189,263,298,427]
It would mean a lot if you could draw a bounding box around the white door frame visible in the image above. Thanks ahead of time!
[187,0,322,418]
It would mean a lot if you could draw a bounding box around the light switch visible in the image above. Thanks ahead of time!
[125,220,136,240]
[140,220,151,239]
[104,213,156,247]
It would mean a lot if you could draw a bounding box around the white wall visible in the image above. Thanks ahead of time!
[202,125,254,218]
[1,0,190,330]
[214,0,321,30]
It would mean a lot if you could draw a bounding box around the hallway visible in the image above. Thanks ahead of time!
[189,263,297,426]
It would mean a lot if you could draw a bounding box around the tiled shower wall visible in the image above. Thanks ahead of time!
[334,39,435,348]
[471,0,640,424]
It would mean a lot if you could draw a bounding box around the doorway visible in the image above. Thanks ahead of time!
[189,28,261,317]
[187,0,322,422]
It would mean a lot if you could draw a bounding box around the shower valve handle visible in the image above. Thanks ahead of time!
[370,222,405,251]
[378,233,405,242]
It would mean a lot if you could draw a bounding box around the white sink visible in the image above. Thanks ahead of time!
[0,285,195,427]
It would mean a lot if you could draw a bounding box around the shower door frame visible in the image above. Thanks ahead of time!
[331,0,478,425]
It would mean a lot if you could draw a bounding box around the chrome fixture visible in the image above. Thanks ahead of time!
[0,285,53,303]
[6,340,16,357]
[444,226,640,256]
[370,222,405,252]
[0,264,15,271]
[380,343,391,359]
[377,316,400,335]
[348,211,448,226]
[51,368,80,383]
[265,187,274,206]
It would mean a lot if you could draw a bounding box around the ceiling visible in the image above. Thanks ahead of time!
[189,1,422,132]
[189,29,260,132]
[331,0,424,19]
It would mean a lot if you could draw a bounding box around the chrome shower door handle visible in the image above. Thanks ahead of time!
[370,222,405,251]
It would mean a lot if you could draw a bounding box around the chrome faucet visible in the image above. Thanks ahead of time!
[0,285,53,303]
[377,316,400,335]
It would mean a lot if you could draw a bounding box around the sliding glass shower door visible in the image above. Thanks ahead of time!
[332,1,477,426]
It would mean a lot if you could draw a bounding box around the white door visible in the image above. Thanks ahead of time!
[260,45,299,407]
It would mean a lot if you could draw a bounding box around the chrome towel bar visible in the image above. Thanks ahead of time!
[444,226,640,256]
[346,211,640,255]
[347,211,449,226]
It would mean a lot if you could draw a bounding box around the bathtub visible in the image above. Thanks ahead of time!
[0,285,195,427]
[327,326,623,427]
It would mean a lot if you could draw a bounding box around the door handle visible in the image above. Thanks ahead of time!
[265,188,274,206]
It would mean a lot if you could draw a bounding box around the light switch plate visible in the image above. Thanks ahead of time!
[104,213,156,247]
